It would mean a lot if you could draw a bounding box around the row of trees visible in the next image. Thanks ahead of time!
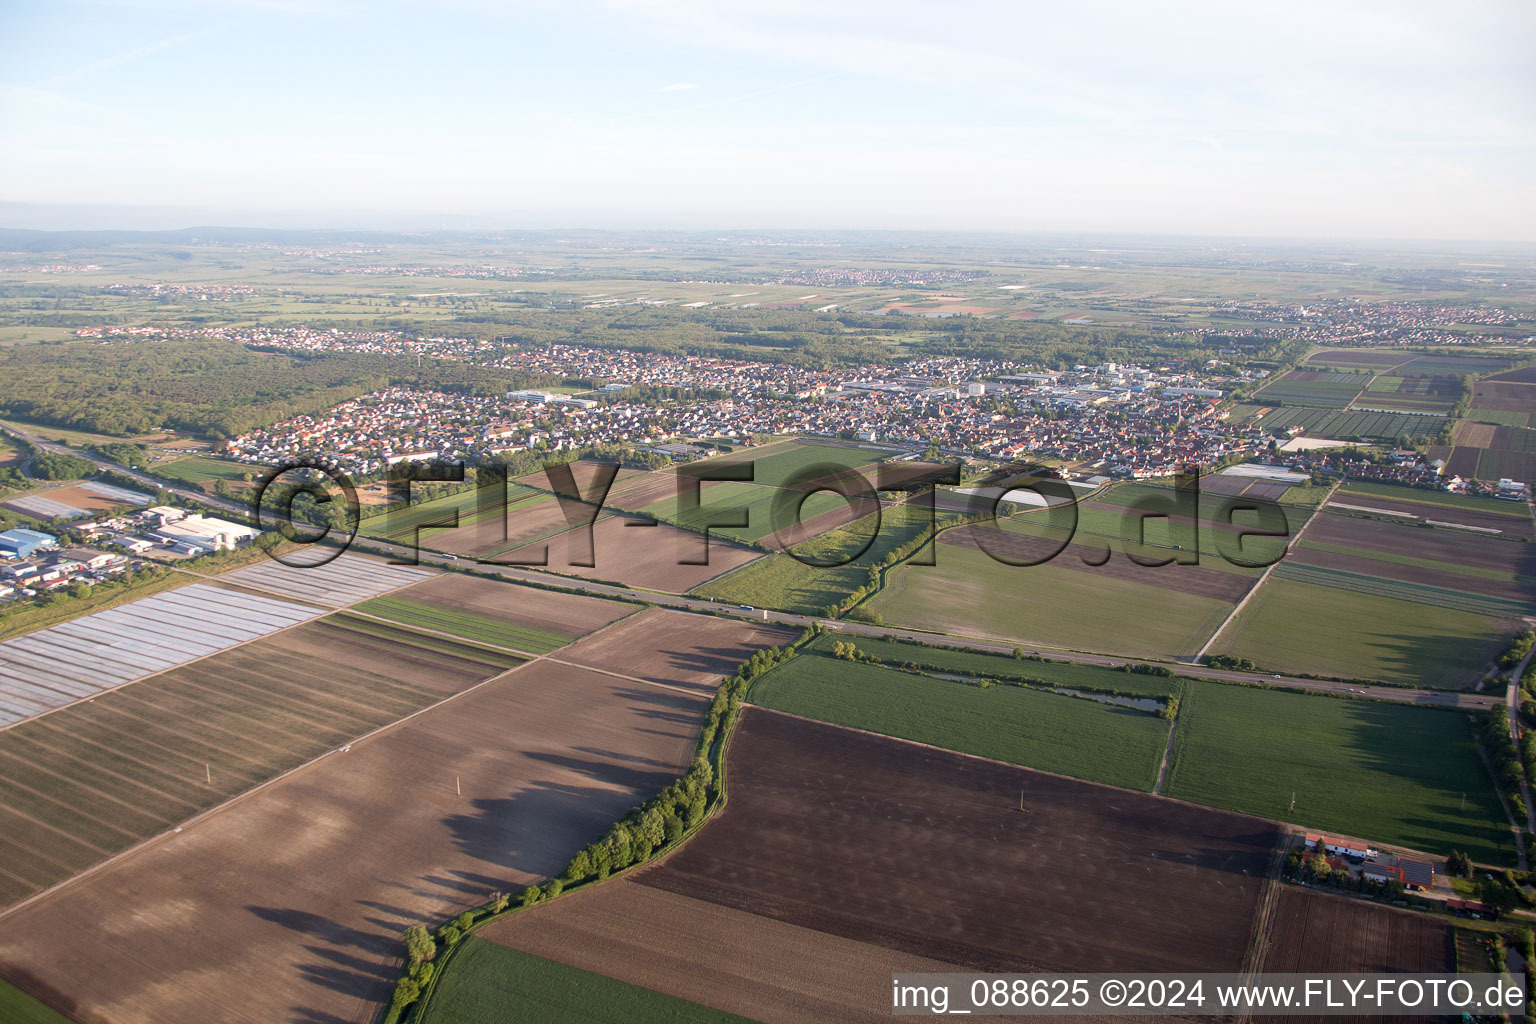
[387,636,801,1017]
[1482,705,1528,821]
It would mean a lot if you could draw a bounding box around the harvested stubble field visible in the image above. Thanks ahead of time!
[0,659,709,1024]
[748,650,1170,790]
[498,516,763,593]
[1166,681,1511,864]
[1253,888,1452,1024]
[640,709,1279,974]
[477,880,961,1024]
[557,607,797,693]
[0,614,512,910]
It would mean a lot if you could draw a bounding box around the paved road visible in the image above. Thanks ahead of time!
[1,420,1498,712]
[0,420,253,518]
[352,537,1497,710]
[1508,647,1536,838]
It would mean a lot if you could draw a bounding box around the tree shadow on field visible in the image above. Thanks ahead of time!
[1365,629,1503,690]
[246,905,397,1024]
[654,642,781,683]
[573,745,679,771]
[440,769,673,877]
[608,684,707,727]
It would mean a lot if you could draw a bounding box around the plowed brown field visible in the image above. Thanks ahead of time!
[641,709,1279,974]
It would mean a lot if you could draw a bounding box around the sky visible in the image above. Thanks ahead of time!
[1,0,1534,240]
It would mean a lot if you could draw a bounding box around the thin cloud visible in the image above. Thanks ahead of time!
[657,82,696,92]
[36,27,223,89]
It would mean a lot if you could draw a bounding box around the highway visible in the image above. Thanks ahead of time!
[0,418,1499,712]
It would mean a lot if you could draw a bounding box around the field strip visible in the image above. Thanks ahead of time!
[0,652,544,925]
[745,704,1168,801]
[1192,479,1338,664]
[0,606,656,924]
[336,607,552,659]
[0,583,327,736]
[0,558,438,736]
[540,655,724,699]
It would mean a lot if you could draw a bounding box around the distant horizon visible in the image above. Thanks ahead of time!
[3,203,1535,251]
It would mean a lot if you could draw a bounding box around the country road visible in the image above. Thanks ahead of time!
[0,419,1500,712]
[1508,646,1536,837]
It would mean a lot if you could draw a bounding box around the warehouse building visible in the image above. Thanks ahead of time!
[0,528,57,559]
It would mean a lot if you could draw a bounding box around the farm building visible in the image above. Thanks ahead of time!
[1304,833,1373,859]
[1361,854,1434,889]
[0,528,57,559]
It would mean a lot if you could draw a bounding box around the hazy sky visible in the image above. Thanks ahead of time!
[2,0,1533,239]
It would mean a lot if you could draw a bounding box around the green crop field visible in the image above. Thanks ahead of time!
[422,939,756,1024]
[867,541,1235,659]
[358,482,552,540]
[1207,576,1511,688]
[350,594,575,654]
[640,480,851,542]
[0,980,73,1024]
[1165,681,1513,864]
[704,438,890,486]
[1254,406,1444,440]
[1337,480,1530,517]
[750,650,1170,791]
[1037,482,1303,572]
[1467,408,1532,428]
[694,503,955,615]
[325,612,527,670]
[802,632,1183,697]
[152,454,257,485]
[1253,371,1373,408]
[1296,538,1515,584]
